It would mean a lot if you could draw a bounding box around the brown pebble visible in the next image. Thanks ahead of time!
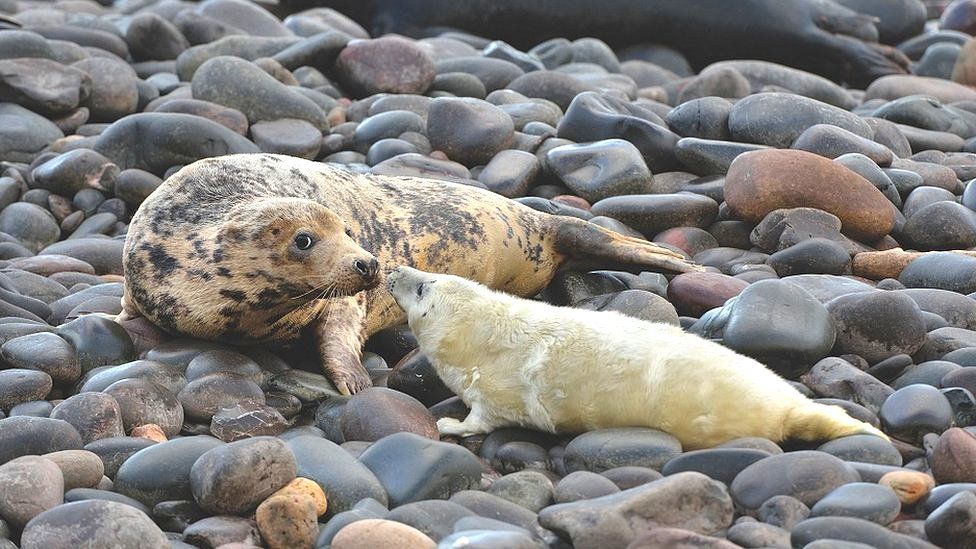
[931,427,976,484]
[43,449,104,490]
[130,423,168,443]
[270,477,327,516]
[879,470,935,505]
[331,518,436,549]
[255,494,318,549]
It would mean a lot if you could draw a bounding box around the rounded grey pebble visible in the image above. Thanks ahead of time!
[809,482,901,525]
[20,500,167,549]
[189,435,296,515]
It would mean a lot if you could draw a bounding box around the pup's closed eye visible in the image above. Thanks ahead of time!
[416,282,425,297]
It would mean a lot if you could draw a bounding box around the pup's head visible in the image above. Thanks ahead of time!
[218,198,380,302]
[387,266,482,327]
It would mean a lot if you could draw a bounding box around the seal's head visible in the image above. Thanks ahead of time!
[219,197,381,302]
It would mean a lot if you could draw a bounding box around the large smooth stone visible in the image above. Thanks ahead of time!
[191,56,327,129]
[189,436,296,515]
[546,139,653,203]
[335,36,435,96]
[286,435,388,513]
[94,112,259,176]
[0,416,82,465]
[0,455,63,529]
[730,451,860,510]
[538,472,733,549]
[825,291,927,363]
[900,253,976,295]
[692,279,835,378]
[791,516,936,549]
[924,490,976,549]
[0,59,91,114]
[20,500,167,548]
[589,193,718,239]
[879,384,953,443]
[563,428,682,472]
[809,482,901,524]
[426,97,514,166]
[49,392,125,445]
[728,93,872,148]
[113,435,223,507]
[557,91,679,172]
[358,432,483,507]
[725,149,895,242]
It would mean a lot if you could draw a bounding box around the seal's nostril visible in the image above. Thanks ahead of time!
[354,259,369,276]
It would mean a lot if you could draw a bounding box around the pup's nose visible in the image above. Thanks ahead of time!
[354,257,379,279]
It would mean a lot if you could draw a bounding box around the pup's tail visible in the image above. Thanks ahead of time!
[552,216,703,274]
[784,401,889,443]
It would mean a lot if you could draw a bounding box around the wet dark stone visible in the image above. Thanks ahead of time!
[286,435,387,513]
[817,434,902,466]
[924,490,976,549]
[666,97,733,140]
[385,499,476,542]
[661,448,771,485]
[590,193,718,239]
[0,416,82,465]
[113,435,224,507]
[56,315,135,372]
[189,436,296,515]
[84,436,156,479]
[104,378,184,438]
[359,432,483,507]
[809,482,901,524]
[767,238,852,277]
[49,392,124,444]
[557,91,679,172]
[564,428,682,473]
[20,500,168,548]
[791,516,936,549]
[94,113,259,176]
[0,369,52,412]
[177,372,265,423]
[1,332,81,385]
[692,279,835,378]
[880,384,953,443]
[730,451,860,510]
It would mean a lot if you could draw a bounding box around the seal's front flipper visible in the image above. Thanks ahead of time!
[810,0,879,42]
[115,293,143,322]
[315,295,373,395]
[827,33,911,87]
[553,217,703,274]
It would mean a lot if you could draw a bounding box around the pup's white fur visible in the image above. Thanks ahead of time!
[387,266,887,450]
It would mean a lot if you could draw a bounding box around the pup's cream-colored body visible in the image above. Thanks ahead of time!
[387,266,887,450]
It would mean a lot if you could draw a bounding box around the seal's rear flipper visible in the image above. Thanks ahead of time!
[785,401,890,443]
[553,217,703,274]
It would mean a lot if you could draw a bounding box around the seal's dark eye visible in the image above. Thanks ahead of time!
[345,228,353,237]
[416,283,425,298]
[294,233,314,250]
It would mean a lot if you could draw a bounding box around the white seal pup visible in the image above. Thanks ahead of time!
[386,266,888,450]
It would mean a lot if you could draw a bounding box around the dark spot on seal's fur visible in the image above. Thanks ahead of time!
[140,243,179,278]
[216,267,232,278]
[219,289,247,302]
[187,269,213,281]
[254,287,284,309]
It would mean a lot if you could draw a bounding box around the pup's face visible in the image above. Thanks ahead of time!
[387,266,440,318]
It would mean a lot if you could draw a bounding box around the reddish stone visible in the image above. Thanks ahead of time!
[931,427,976,484]
[667,272,749,317]
[725,149,895,242]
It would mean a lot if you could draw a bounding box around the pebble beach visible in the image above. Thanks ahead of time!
[2,0,976,547]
